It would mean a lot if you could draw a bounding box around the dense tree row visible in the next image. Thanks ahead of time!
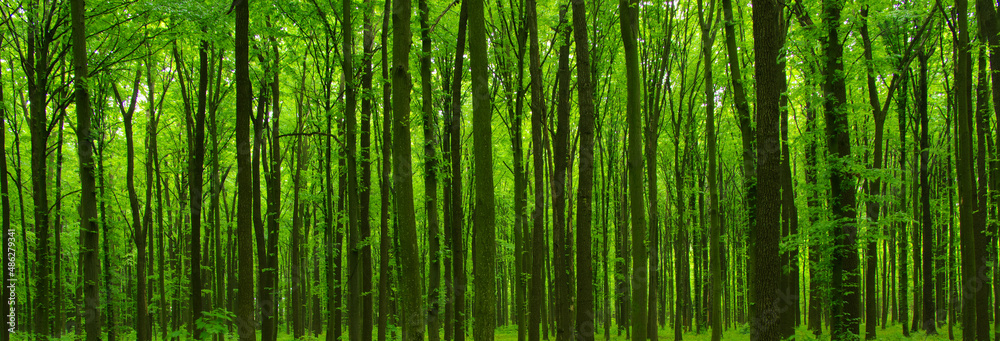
[0,0,998,340]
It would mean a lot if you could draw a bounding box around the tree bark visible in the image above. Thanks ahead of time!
[750,0,784,339]
[392,0,425,339]
[420,0,441,339]
[69,0,101,338]
[619,1,647,340]
[572,0,597,339]
[552,8,574,341]
[470,0,497,337]
[234,0,256,338]
[955,0,978,338]
[526,0,546,338]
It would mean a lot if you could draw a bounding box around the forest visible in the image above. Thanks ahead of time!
[0,0,998,339]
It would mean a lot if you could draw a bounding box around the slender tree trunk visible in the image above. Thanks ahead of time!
[701,0,721,337]
[27,0,52,334]
[572,0,597,338]
[0,38,10,341]
[526,0,546,338]
[750,0,784,339]
[955,0,979,338]
[552,8,574,341]
[70,0,101,338]
[470,0,497,336]
[264,37,281,341]
[419,0,441,339]
[619,1,647,340]
[916,47,937,336]
[392,0,425,338]
[448,4,469,341]
[859,8,885,339]
[378,0,393,338]
[361,4,376,339]
[822,0,860,338]
[234,0,256,337]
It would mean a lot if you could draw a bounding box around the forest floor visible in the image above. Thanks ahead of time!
[488,323,963,341]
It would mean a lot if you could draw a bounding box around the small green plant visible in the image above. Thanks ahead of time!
[195,308,235,340]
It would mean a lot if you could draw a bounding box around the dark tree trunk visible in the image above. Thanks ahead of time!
[448,4,469,341]
[955,0,978,338]
[419,0,441,339]
[377,0,393,338]
[552,8,574,341]
[572,0,597,339]
[360,3,376,339]
[392,0,425,339]
[470,0,497,336]
[234,0,256,337]
[822,0,860,338]
[750,0,784,339]
[70,0,101,339]
[526,0,546,338]
[917,47,937,336]
[0,37,10,341]
[264,37,281,341]
[27,0,52,335]
[619,0,647,340]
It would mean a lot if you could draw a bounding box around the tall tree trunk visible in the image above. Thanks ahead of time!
[470,0,497,337]
[361,4,376,339]
[898,69,910,337]
[955,0,979,338]
[974,36,993,341]
[27,0,52,334]
[70,0,101,338]
[859,7,885,339]
[448,3,469,341]
[552,8,574,341]
[189,38,210,340]
[234,0,256,337]
[392,0,425,339]
[420,0,441,339]
[822,0,860,338]
[342,0,364,338]
[750,0,784,339]
[701,0,721,337]
[265,37,281,341]
[526,0,546,337]
[378,0,393,338]
[117,69,148,341]
[0,37,10,341]
[572,0,597,339]
[619,0,647,340]
[917,47,937,336]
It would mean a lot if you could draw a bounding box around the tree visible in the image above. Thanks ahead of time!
[70,0,102,339]
[619,1,647,341]
[954,0,978,339]
[392,0,425,339]
[571,0,597,338]
[552,7,574,341]
[234,0,256,338]
[470,0,497,337]
[749,0,783,340]
[700,0,721,338]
